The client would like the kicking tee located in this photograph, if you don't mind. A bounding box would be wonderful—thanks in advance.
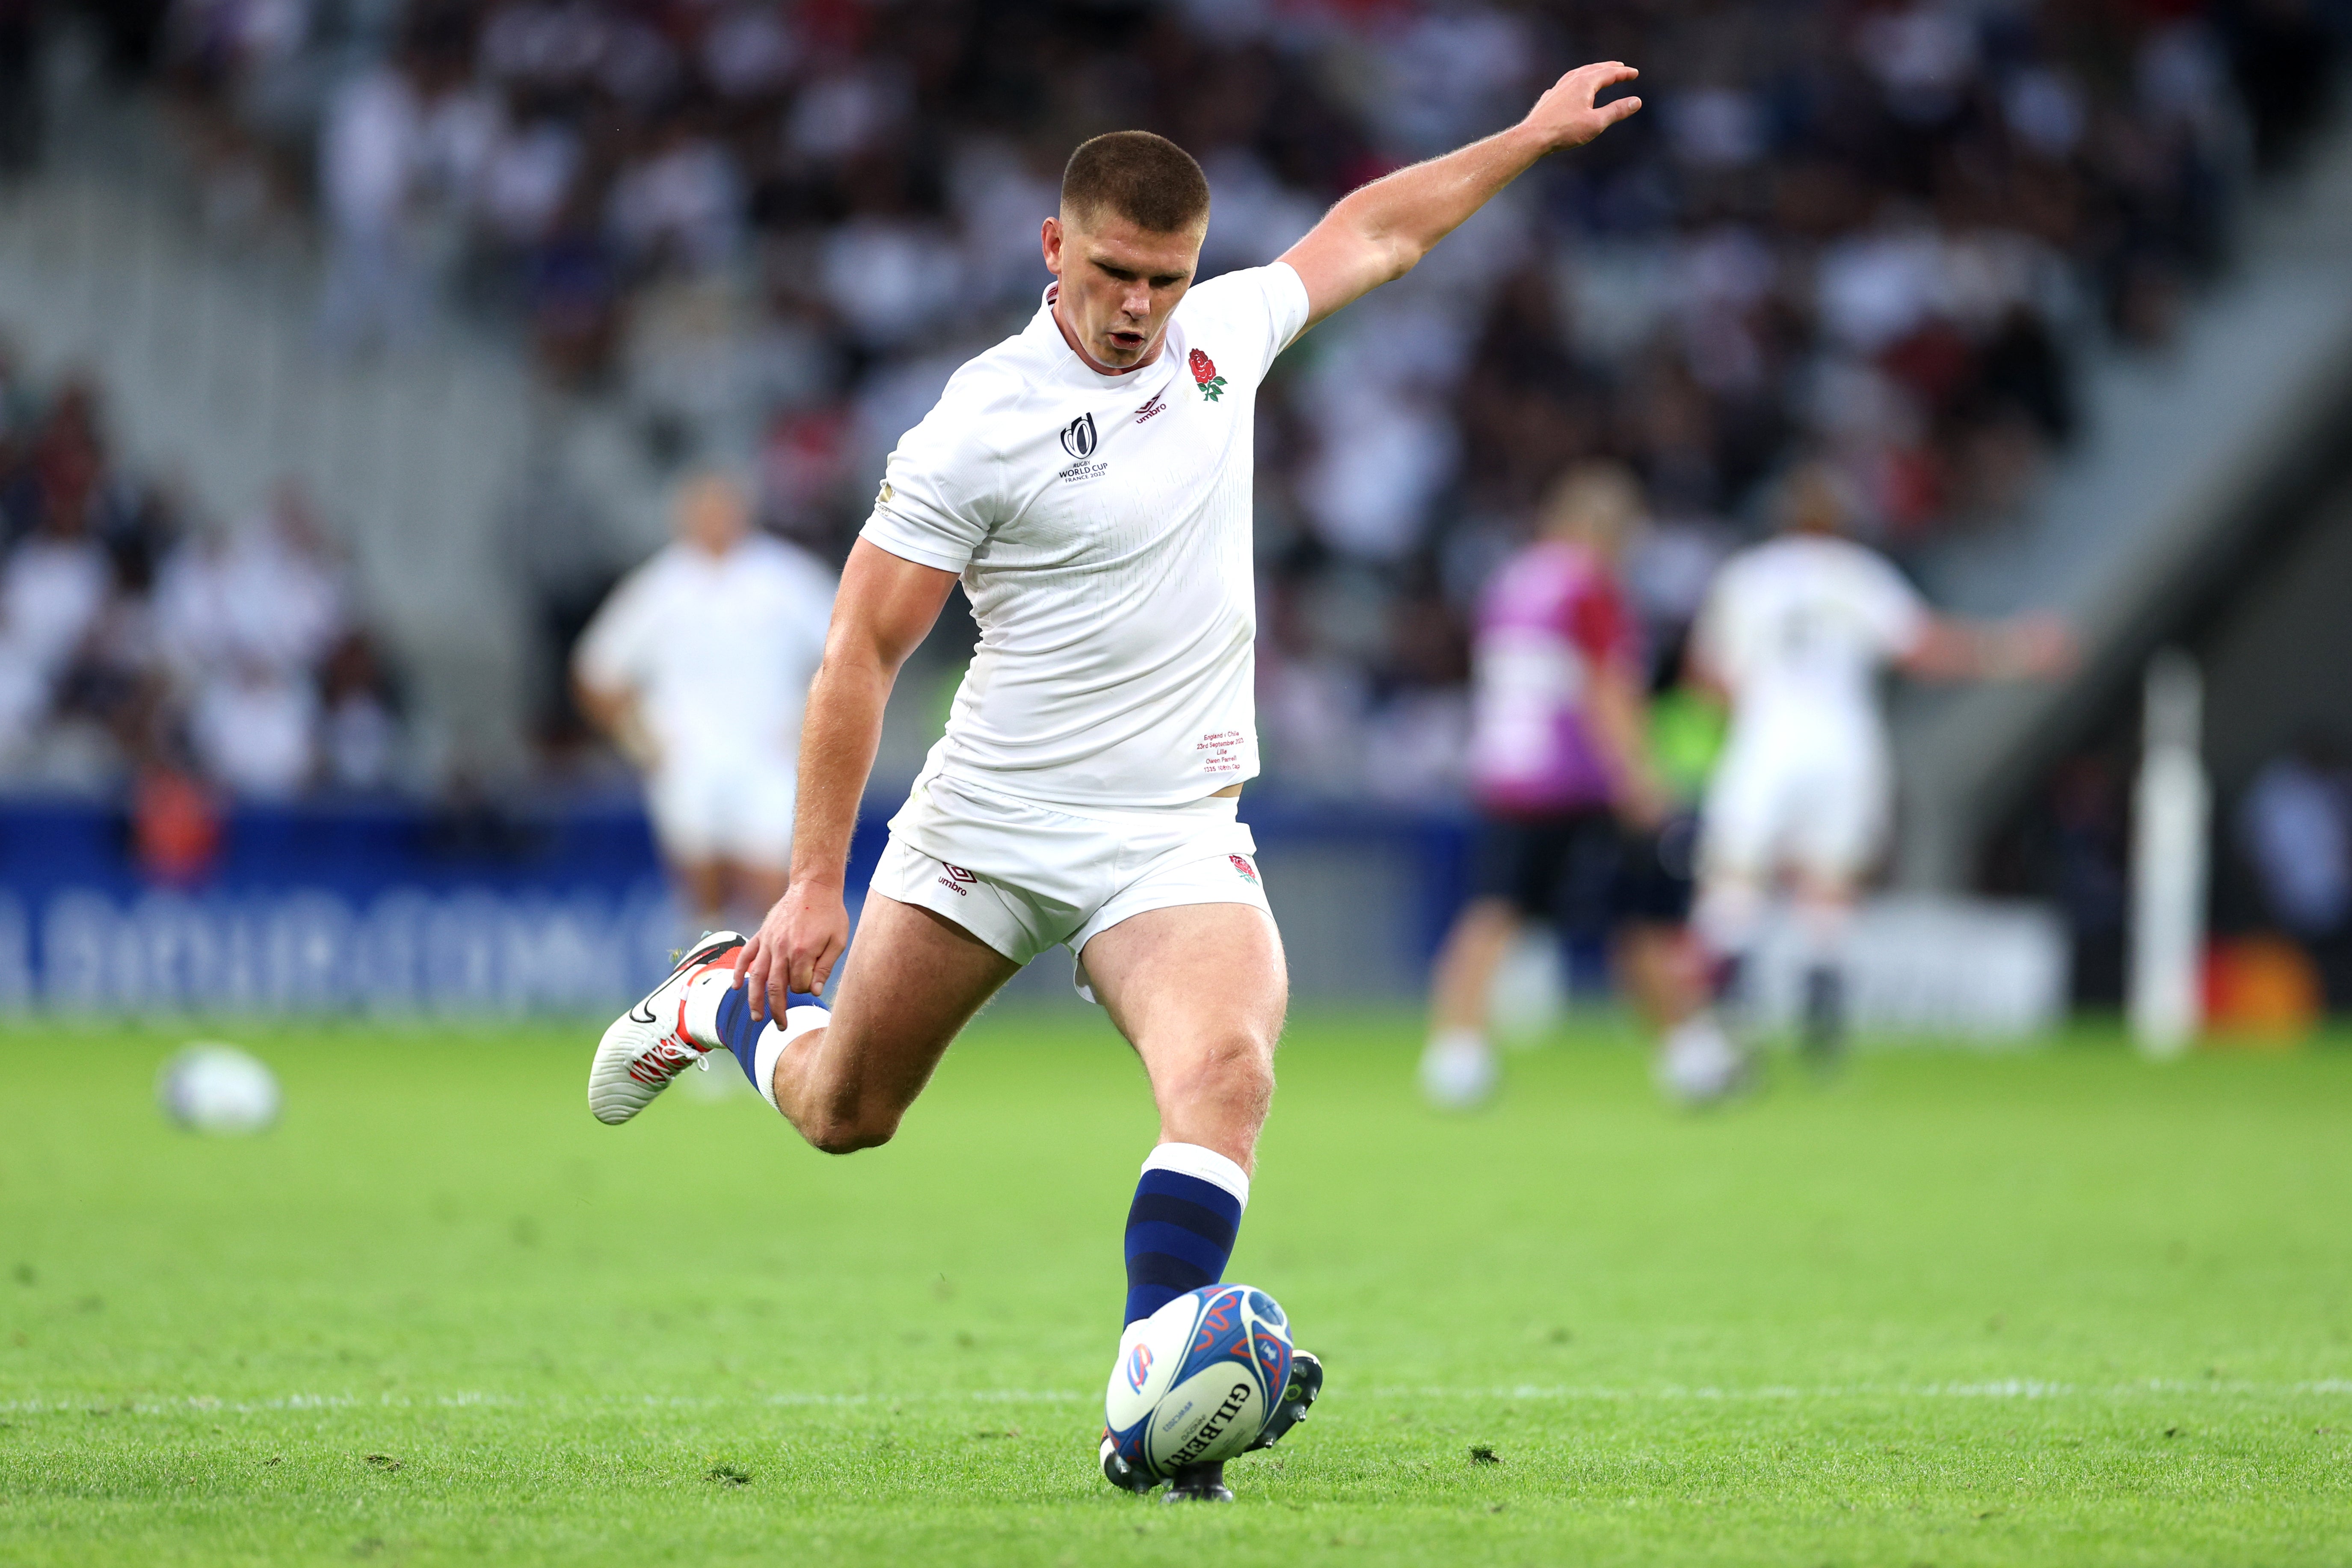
[1691,533,1927,749]
[861,264,1310,811]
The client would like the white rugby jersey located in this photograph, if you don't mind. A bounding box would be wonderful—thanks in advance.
[862,263,1311,810]
[1691,533,1927,744]
[574,533,836,769]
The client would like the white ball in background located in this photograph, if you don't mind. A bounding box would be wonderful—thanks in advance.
[157,1043,281,1136]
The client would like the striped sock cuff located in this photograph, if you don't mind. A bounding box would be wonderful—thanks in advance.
[1123,1143,1249,1327]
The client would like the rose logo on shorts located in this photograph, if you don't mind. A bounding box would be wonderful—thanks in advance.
[1229,854,1258,885]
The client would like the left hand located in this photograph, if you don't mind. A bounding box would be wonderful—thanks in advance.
[1522,62,1643,152]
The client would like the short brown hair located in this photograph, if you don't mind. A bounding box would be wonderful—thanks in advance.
[1060,131,1211,233]
[1540,461,1644,549]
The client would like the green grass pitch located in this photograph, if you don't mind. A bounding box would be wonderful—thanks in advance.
[3,1010,2348,1564]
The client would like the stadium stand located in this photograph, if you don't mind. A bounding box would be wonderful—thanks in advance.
[0,0,2345,1015]
[0,352,407,802]
[39,0,2331,806]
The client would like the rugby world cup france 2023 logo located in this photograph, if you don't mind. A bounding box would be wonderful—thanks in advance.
[1060,412,1097,460]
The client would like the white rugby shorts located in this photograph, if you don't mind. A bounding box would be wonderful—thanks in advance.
[646,756,796,869]
[1699,726,1891,885]
[868,772,1271,1001]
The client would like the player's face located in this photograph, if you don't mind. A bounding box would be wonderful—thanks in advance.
[1042,207,1205,372]
[675,476,748,554]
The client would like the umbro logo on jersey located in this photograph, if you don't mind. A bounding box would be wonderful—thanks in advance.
[1135,394,1167,424]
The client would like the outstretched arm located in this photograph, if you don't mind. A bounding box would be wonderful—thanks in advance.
[1900,612,2078,682]
[735,539,959,1015]
[1279,61,1641,329]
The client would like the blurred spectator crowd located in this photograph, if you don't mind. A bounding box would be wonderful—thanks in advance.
[14,0,2349,808]
[0,344,406,804]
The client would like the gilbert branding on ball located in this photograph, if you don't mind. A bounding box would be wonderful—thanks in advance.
[1105,1284,1292,1479]
[156,1043,281,1136]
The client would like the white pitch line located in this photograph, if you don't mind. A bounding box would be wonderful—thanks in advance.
[3,1380,2346,1418]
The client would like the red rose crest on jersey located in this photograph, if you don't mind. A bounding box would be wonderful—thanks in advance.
[1189,348,1226,402]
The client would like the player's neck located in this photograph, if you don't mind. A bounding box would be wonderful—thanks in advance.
[1049,288,1162,377]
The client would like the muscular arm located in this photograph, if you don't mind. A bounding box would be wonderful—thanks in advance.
[1279,61,1641,329]
[1899,612,2077,682]
[737,539,960,1013]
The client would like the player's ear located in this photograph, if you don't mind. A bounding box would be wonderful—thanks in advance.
[1042,215,1064,276]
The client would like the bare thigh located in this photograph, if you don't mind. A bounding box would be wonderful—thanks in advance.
[1079,903,1287,1173]
[773,892,1018,1153]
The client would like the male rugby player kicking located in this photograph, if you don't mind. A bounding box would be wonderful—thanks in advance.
[587,61,1644,1502]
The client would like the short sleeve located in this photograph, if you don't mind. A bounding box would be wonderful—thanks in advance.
[572,565,661,691]
[1564,577,1638,671]
[859,388,1000,574]
[1856,552,1929,658]
[1179,263,1312,385]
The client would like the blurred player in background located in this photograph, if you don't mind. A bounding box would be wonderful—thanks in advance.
[1421,464,1741,1109]
[1688,463,2074,1070]
[573,471,834,936]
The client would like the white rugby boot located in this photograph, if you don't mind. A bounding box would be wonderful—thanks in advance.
[587,931,746,1124]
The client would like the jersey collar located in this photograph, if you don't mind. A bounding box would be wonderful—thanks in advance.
[1035,283,1178,391]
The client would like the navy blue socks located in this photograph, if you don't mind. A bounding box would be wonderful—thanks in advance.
[1123,1144,1252,1327]
[683,972,826,1108]
[712,985,769,1088]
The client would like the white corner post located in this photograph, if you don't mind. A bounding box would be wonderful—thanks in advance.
[2129,649,2209,1059]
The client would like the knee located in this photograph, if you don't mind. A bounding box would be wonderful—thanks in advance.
[1180,1030,1277,1109]
[803,1104,901,1156]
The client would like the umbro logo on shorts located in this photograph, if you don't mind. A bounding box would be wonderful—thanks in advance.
[936,863,978,897]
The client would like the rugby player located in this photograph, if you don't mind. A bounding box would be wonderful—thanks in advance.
[1688,462,2073,1066]
[587,62,1646,1501]
[574,471,835,937]
[1421,462,1740,1110]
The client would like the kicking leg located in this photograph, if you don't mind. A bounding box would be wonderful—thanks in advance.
[693,893,1018,1152]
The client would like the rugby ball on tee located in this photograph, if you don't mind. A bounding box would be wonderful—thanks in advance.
[1105,1283,1292,1479]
